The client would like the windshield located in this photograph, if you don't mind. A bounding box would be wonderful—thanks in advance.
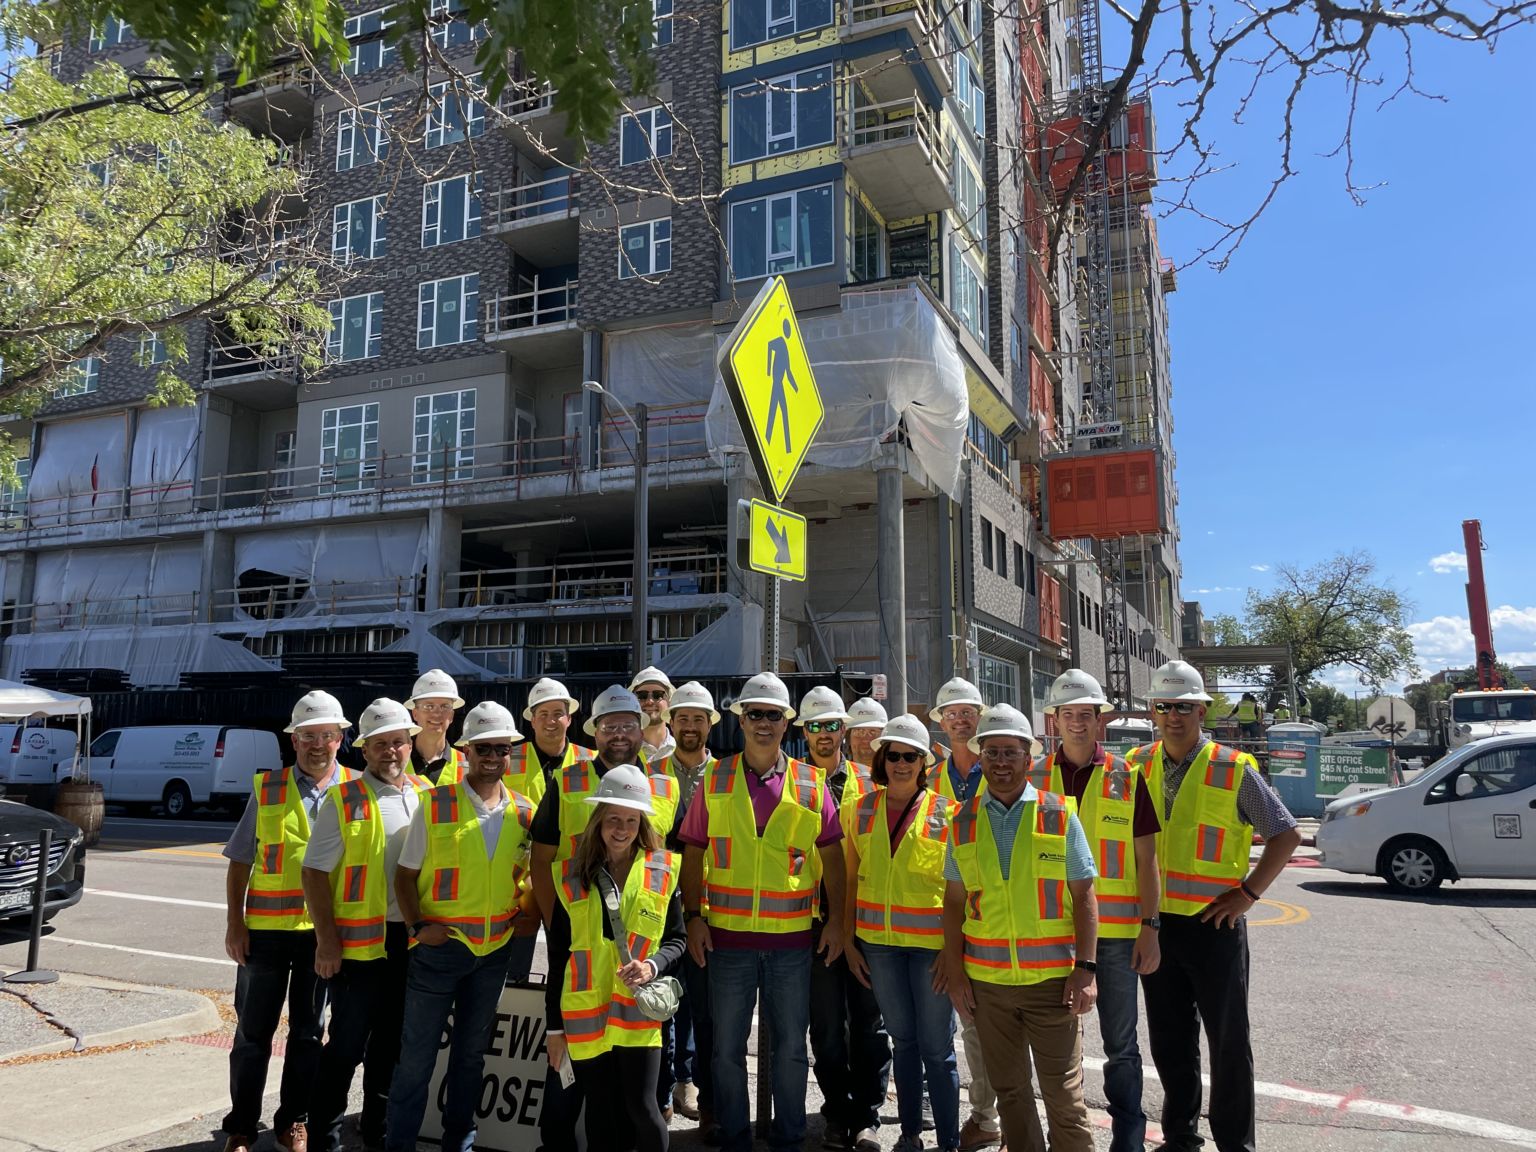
[1453,696,1536,723]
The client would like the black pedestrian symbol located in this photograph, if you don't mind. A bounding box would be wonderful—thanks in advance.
[765,318,798,453]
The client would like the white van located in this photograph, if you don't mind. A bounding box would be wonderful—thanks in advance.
[0,726,80,805]
[87,726,282,817]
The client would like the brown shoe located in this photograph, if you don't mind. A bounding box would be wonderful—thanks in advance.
[958,1118,1001,1151]
[698,1104,724,1146]
[274,1124,306,1152]
[663,1106,675,1123]
[222,1137,253,1152]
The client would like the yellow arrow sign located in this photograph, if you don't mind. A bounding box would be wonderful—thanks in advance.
[718,277,825,503]
[747,499,807,582]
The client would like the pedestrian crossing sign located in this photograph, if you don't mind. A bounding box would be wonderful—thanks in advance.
[745,498,808,581]
[719,276,825,502]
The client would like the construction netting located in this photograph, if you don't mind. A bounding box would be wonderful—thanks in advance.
[128,405,200,514]
[32,542,203,630]
[25,413,129,525]
[233,520,430,618]
[4,625,275,688]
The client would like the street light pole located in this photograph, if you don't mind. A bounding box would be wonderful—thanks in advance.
[633,401,648,675]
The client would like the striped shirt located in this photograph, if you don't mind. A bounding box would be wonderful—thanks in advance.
[943,783,1096,883]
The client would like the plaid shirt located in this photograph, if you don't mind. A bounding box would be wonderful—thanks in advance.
[1160,738,1297,842]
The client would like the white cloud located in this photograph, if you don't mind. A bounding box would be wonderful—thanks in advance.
[1250,564,1270,572]
[1429,551,1467,574]
[1491,605,1536,633]
[1404,607,1536,673]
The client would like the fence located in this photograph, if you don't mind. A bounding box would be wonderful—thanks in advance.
[445,548,728,609]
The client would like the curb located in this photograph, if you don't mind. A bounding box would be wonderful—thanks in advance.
[0,973,222,1062]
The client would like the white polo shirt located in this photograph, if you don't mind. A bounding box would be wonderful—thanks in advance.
[303,769,422,923]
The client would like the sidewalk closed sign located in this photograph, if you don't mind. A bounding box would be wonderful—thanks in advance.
[1316,746,1391,799]
[421,984,550,1151]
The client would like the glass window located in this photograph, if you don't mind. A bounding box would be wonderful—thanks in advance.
[977,655,1020,709]
[327,292,384,361]
[426,77,485,149]
[343,8,397,75]
[414,389,477,482]
[333,196,387,263]
[1026,549,1036,594]
[1455,746,1536,799]
[729,184,833,281]
[53,358,100,397]
[729,68,832,165]
[980,516,993,570]
[320,404,380,493]
[654,0,675,44]
[621,106,674,165]
[952,244,986,346]
[429,0,484,47]
[89,17,131,51]
[731,0,832,49]
[619,219,673,279]
[953,154,985,243]
[1013,543,1026,589]
[418,274,480,348]
[2,456,30,519]
[421,174,482,247]
[1010,319,1022,366]
[336,101,389,170]
[849,195,881,282]
[995,528,1007,579]
[273,431,296,497]
[1453,696,1536,723]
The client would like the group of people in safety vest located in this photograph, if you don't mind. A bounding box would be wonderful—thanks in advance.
[218,657,1299,1152]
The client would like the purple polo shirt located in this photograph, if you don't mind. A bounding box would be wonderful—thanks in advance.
[679,751,842,950]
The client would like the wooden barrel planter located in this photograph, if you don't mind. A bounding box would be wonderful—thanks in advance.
[55,780,105,847]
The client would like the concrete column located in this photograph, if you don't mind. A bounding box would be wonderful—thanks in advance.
[877,466,907,714]
[200,529,237,622]
[426,507,463,612]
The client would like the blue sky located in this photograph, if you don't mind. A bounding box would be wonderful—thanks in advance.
[1130,24,1536,688]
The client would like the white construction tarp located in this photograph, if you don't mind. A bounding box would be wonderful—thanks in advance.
[656,600,764,678]
[33,542,203,630]
[129,405,200,513]
[234,520,429,618]
[0,679,92,717]
[380,626,495,681]
[26,414,128,525]
[604,285,970,500]
[4,625,277,688]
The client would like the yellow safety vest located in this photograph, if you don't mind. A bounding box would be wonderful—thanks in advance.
[247,764,357,931]
[936,756,988,805]
[499,740,595,808]
[1134,741,1253,915]
[1273,708,1291,722]
[835,760,874,830]
[702,755,825,935]
[1031,751,1144,939]
[851,787,954,949]
[417,782,536,955]
[429,747,469,787]
[1235,702,1258,724]
[949,790,1076,984]
[324,772,431,959]
[555,849,678,1060]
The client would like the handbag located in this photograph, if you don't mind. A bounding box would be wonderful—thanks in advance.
[595,868,682,1022]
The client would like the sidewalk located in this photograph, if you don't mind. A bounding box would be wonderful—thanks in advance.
[0,971,220,1061]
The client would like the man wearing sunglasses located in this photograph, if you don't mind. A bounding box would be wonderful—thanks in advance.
[403,669,467,786]
[630,665,677,763]
[797,687,891,1152]
[679,672,847,1152]
[1137,660,1301,1152]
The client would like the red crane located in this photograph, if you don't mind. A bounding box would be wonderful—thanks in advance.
[1462,519,1502,690]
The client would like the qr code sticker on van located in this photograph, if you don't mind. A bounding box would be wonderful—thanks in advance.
[1493,815,1521,839]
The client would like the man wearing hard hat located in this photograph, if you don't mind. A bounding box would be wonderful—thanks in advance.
[942,704,1100,1152]
[927,676,1000,1150]
[677,672,847,1152]
[384,699,539,1152]
[302,700,432,1152]
[630,665,677,762]
[1136,661,1301,1152]
[220,691,359,1152]
[1038,670,1163,1152]
[510,678,595,808]
[844,697,887,769]
[797,686,891,1152]
[403,669,467,785]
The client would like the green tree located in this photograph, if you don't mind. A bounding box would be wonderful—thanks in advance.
[0,58,331,410]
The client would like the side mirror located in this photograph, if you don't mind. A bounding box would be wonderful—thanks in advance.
[1455,774,1476,798]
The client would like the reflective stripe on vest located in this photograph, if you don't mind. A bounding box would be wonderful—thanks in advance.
[702,755,824,934]
[554,759,599,862]
[1034,750,1144,938]
[322,773,431,960]
[416,783,535,955]
[505,741,593,810]
[247,764,357,932]
[431,747,471,787]
[1141,741,1253,915]
[850,786,954,949]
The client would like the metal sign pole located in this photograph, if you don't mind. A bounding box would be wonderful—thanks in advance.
[764,575,780,673]
[5,829,59,984]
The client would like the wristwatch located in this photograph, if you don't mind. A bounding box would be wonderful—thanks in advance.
[1074,959,1097,973]
[1141,917,1162,931]
[408,920,429,939]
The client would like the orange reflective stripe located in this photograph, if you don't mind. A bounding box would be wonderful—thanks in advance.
[246,889,305,915]
[432,868,459,902]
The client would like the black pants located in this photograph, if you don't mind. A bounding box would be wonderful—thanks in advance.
[683,950,715,1111]
[808,920,891,1132]
[310,922,410,1151]
[539,1060,584,1152]
[225,928,328,1137]
[1141,912,1256,1152]
[575,1046,668,1152]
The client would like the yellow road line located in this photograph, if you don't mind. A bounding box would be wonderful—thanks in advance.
[1250,899,1310,926]
[96,842,226,859]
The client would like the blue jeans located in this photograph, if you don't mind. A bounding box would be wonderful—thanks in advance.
[1097,936,1147,1152]
[709,946,812,1152]
[384,937,513,1152]
[863,942,960,1150]
[674,979,696,1084]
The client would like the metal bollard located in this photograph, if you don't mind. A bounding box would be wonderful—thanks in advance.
[4,828,60,985]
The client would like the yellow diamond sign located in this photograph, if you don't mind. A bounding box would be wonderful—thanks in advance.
[718,276,824,502]
[746,499,808,582]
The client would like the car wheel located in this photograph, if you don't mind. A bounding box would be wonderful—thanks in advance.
[1381,838,1446,893]
[162,782,193,820]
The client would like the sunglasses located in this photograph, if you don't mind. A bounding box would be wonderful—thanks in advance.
[1153,702,1198,715]
[884,749,924,764]
[598,721,640,735]
[805,720,843,734]
[635,690,669,702]
[744,709,785,723]
[471,743,515,757]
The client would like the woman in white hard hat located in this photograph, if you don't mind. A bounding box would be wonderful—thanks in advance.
[544,765,685,1152]
[843,716,962,1152]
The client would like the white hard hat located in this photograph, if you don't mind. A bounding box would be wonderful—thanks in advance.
[668,681,720,725]
[729,672,796,718]
[523,677,580,720]
[1043,669,1113,714]
[871,714,937,766]
[967,704,1043,756]
[628,666,675,693]
[584,685,645,736]
[582,763,655,814]
[1148,660,1214,703]
[454,701,525,748]
[932,677,985,714]
[794,685,850,727]
[846,698,888,730]
[353,698,422,746]
[284,690,350,733]
[406,668,464,709]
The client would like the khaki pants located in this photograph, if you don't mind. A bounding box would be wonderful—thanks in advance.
[971,977,1094,1152]
[958,1014,999,1131]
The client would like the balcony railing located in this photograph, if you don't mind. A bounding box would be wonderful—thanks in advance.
[504,79,556,118]
[445,549,728,609]
[206,345,299,384]
[488,172,580,228]
[838,94,954,219]
[484,278,579,335]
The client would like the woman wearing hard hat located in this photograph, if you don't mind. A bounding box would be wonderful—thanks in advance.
[544,764,685,1152]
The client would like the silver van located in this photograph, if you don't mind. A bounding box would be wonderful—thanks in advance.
[86,726,282,817]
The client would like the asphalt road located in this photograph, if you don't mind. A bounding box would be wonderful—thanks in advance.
[4,813,1535,1151]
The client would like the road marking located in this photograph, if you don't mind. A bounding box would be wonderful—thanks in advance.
[96,842,226,859]
[1083,1059,1536,1148]
[46,936,236,967]
[1250,899,1310,926]
[85,887,226,910]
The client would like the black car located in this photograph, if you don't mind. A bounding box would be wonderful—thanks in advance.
[0,800,87,924]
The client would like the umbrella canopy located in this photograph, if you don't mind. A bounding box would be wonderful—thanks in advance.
[0,679,92,718]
